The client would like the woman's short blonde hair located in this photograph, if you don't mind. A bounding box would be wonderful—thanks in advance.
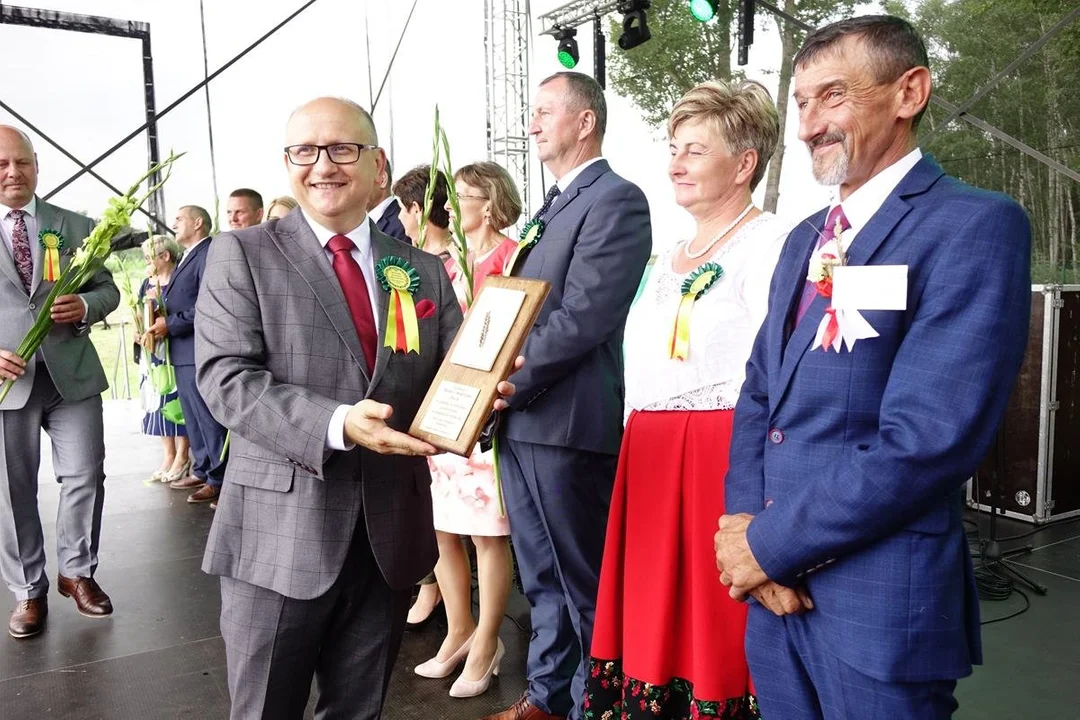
[454,162,523,231]
[667,79,780,191]
[266,195,299,217]
[142,234,183,266]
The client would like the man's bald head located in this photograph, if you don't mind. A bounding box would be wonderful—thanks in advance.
[0,125,38,208]
[286,97,378,146]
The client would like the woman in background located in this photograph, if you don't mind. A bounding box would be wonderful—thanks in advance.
[137,235,190,484]
[265,195,297,220]
[412,161,522,699]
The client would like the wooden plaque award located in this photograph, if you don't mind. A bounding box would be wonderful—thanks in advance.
[409,275,551,456]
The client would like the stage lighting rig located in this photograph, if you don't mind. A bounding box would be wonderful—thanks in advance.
[617,0,651,51]
[554,26,580,68]
[688,0,719,22]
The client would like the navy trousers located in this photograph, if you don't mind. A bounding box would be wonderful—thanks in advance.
[175,364,227,488]
[499,438,616,719]
[746,605,960,719]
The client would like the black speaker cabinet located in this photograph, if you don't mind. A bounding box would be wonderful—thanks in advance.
[968,284,1080,524]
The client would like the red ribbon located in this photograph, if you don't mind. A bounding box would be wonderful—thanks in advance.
[821,307,839,351]
[393,293,406,352]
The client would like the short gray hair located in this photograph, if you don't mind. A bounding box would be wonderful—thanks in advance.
[180,205,212,235]
[540,71,607,140]
[668,80,780,191]
[143,234,183,265]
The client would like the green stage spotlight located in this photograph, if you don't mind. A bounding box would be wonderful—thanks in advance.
[689,0,719,22]
[555,27,579,68]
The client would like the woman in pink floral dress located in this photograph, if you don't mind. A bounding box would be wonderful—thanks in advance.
[413,162,521,699]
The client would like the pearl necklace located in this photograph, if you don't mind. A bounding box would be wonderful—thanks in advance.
[682,203,754,260]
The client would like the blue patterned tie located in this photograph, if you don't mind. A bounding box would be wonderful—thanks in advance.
[532,185,561,222]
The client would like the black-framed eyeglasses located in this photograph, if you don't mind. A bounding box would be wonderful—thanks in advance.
[284,143,378,166]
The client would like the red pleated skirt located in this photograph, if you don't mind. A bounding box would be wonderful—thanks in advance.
[587,409,757,718]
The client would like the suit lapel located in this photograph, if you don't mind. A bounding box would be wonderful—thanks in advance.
[542,159,610,225]
[30,200,65,299]
[273,212,371,381]
[166,239,205,296]
[0,222,23,294]
[367,222,396,395]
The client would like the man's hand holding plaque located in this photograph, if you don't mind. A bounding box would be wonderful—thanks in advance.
[410,276,550,455]
[349,356,524,456]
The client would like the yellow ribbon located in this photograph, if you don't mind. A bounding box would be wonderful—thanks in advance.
[669,270,718,361]
[40,232,62,282]
[383,289,420,354]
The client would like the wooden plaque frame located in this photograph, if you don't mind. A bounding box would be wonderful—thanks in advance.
[409,275,551,456]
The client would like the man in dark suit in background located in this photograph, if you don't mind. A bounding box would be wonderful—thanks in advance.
[483,72,652,720]
[368,158,409,244]
[146,204,226,505]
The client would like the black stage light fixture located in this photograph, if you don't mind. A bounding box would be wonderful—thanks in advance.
[617,0,652,51]
[554,26,580,69]
[737,0,756,66]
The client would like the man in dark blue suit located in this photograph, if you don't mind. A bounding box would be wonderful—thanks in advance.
[482,72,651,720]
[368,159,409,244]
[147,205,227,504]
[716,16,1031,718]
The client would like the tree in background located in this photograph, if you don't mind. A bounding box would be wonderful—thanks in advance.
[607,0,865,212]
[888,0,1080,281]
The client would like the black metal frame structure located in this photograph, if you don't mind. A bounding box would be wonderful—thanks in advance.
[0,4,167,230]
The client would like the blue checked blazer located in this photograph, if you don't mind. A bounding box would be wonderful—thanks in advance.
[726,156,1031,683]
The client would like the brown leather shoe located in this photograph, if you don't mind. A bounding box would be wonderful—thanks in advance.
[57,575,113,617]
[479,695,565,720]
[187,484,220,504]
[8,598,47,638]
[170,475,205,490]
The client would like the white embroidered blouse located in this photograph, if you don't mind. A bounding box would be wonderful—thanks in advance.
[624,212,792,414]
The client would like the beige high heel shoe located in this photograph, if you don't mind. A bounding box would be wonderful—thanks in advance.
[449,638,505,698]
[163,460,191,483]
[414,632,475,679]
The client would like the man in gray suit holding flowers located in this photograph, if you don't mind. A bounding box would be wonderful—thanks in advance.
[0,125,119,639]
[196,97,519,719]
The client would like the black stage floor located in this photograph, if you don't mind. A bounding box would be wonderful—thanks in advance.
[1,401,1077,718]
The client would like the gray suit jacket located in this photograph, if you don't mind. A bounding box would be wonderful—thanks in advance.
[502,160,652,456]
[196,209,463,600]
[0,197,119,409]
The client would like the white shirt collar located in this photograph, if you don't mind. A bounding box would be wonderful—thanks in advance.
[177,236,210,266]
[302,210,372,262]
[0,196,37,219]
[556,156,605,193]
[830,148,923,234]
[370,195,397,222]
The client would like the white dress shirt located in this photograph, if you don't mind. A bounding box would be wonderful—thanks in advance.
[175,235,210,270]
[555,156,606,193]
[0,196,40,272]
[301,211,381,452]
[828,148,923,243]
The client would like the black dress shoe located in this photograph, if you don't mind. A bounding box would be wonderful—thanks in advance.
[405,598,444,631]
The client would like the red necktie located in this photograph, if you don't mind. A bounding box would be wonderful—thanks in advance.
[327,234,378,372]
[794,205,850,326]
[8,209,33,292]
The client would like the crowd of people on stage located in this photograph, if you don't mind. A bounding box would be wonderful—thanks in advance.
[0,14,1033,720]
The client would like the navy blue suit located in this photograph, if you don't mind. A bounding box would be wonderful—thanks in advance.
[375,198,409,244]
[726,156,1031,718]
[498,159,651,718]
[164,237,227,487]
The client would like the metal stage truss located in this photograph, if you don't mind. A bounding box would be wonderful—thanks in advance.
[485,0,534,209]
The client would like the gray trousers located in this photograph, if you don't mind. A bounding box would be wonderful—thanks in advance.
[219,520,411,720]
[0,367,106,600]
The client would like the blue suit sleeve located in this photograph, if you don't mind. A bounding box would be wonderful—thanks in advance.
[725,320,771,517]
[746,199,1032,586]
[507,182,651,408]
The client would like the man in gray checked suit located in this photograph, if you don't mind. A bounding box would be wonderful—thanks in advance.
[0,126,120,639]
[195,97,518,719]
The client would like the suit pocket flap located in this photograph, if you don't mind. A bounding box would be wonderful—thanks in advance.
[228,453,295,493]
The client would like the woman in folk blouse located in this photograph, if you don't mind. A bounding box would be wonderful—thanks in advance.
[585,80,792,720]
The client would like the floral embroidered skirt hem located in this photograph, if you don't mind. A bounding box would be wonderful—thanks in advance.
[586,409,758,720]
[585,658,758,719]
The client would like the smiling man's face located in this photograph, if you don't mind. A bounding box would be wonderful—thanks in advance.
[284,98,384,234]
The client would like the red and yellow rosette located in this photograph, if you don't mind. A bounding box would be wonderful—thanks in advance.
[376,256,421,355]
[38,229,65,283]
[669,262,724,360]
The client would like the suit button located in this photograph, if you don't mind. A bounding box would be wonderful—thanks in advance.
[768,428,784,444]
[28,303,36,310]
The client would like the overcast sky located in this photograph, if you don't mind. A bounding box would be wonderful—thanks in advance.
[1,0,848,252]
